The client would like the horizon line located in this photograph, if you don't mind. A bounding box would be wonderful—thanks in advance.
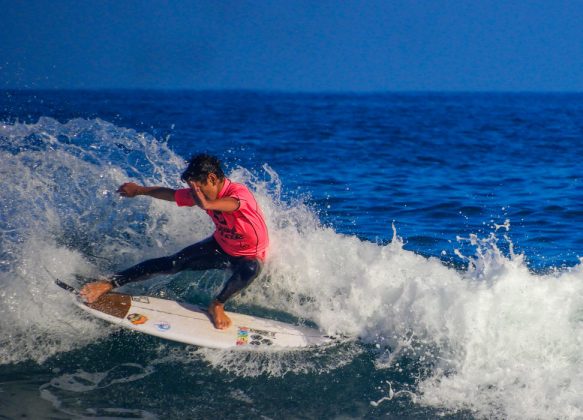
[3,87,583,95]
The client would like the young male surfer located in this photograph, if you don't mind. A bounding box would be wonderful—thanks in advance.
[79,154,269,330]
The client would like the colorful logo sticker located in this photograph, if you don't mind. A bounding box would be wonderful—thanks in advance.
[127,313,148,325]
[236,327,249,346]
[155,321,171,332]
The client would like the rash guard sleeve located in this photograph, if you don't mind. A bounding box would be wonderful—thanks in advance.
[175,188,195,207]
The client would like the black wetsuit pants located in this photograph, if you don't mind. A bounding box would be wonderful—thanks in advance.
[110,237,262,304]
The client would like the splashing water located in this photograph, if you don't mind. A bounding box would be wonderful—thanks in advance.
[2,118,583,418]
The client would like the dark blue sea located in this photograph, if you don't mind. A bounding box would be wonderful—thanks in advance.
[1,90,582,419]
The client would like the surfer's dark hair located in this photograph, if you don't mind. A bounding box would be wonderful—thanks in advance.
[181,154,225,183]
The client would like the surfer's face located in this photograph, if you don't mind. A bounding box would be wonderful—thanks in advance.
[189,173,221,200]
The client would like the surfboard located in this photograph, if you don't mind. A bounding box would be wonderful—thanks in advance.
[56,280,334,349]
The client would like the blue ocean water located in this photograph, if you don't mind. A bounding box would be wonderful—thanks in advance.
[1,90,582,419]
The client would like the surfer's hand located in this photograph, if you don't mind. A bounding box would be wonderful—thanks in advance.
[117,182,142,198]
[79,280,113,303]
[193,186,208,208]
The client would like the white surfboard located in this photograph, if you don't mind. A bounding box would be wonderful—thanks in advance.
[56,280,334,349]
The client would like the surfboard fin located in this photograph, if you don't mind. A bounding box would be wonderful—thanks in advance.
[55,279,79,295]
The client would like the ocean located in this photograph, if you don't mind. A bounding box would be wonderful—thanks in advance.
[1,90,582,419]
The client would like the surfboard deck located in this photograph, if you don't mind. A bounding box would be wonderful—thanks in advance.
[56,280,335,349]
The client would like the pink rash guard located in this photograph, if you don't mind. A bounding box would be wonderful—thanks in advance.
[174,179,269,260]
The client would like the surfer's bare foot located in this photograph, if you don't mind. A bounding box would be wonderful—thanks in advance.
[79,280,113,303]
[208,300,231,330]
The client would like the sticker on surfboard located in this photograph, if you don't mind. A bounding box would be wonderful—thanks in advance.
[131,296,150,304]
[127,313,148,325]
[236,327,249,345]
[155,321,171,331]
[236,327,274,346]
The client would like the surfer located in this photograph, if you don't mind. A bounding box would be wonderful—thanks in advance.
[79,154,269,330]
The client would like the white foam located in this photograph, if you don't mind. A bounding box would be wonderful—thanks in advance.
[193,342,362,377]
[416,251,583,418]
[0,118,209,364]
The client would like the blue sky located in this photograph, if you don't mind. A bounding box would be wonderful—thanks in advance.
[2,0,583,91]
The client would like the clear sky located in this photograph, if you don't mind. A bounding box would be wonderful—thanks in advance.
[2,0,583,91]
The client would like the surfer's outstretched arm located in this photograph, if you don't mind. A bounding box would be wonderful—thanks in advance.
[117,182,176,202]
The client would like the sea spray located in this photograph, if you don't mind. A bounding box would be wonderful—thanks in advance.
[415,233,583,418]
[0,118,205,364]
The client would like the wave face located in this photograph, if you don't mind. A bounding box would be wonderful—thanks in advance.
[1,93,583,419]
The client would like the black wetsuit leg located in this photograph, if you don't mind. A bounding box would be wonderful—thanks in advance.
[111,237,230,288]
[215,257,262,304]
